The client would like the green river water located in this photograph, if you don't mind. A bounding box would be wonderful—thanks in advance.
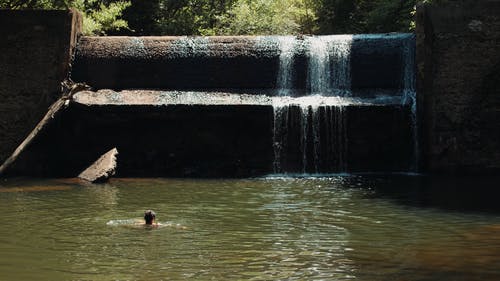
[0,175,499,281]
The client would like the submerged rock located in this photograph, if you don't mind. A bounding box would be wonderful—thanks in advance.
[78,148,118,183]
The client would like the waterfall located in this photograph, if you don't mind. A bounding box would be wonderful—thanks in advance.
[301,104,347,173]
[401,35,418,172]
[272,34,415,174]
[276,36,296,96]
[273,35,352,174]
[307,37,332,95]
[330,36,352,96]
[272,101,289,173]
[273,99,348,174]
[327,105,348,172]
[300,105,311,173]
[307,36,352,96]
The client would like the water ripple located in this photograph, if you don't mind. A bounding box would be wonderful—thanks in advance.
[0,177,499,280]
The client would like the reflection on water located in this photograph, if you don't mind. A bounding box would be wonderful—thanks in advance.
[0,176,499,280]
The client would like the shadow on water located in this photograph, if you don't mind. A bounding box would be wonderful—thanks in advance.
[361,174,500,214]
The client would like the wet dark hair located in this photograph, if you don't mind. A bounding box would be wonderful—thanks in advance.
[144,210,156,225]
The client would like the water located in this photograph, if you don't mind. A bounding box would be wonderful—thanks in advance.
[276,36,296,96]
[1,176,499,281]
[170,36,210,58]
[273,102,347,174]
[274,35,353,96]
[273,35,353,173]
[272,34,415,174]
[307,35,352,96]
[401,34,418,172]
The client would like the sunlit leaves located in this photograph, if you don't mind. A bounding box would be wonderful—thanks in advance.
[214,0,317,35]
[0,0,131,35]
[1,0,423,35]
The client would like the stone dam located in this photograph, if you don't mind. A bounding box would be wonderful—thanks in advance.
[2,1,499,177]
[6,34,416,177]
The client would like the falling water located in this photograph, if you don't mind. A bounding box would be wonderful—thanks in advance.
[330,36,353,95]
[273,35,352,174]
[327,105,348,172]
[307,36,352,96]
[401,34,418,172]
[272,102,289,174]
[272,36,294,172]
[300,105,311,173]
[273,99,348,174]
[307,37,332,95]
[272,34,417,174]
[276,36,297,96]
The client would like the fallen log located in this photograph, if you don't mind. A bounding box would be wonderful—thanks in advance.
[0,81,90,175]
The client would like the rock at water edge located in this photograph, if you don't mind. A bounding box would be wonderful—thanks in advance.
[78,148,118,183]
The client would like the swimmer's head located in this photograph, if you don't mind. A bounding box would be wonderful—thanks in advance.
[144,210,156,225]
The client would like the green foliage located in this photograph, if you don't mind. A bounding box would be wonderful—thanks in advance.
[315,0,417,34]
[149,0,239,36]
[365,0,415,32]
[0,0,131,35]
[0,0,68,9]
[72,0,131,35]
[1,0,424,35]
[214,0,317,35]
[122,0,160,35]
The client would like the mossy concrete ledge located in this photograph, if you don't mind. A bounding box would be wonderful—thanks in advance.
[0,9,82,164]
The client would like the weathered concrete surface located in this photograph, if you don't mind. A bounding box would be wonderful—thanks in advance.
[417,1,500,174]
[5,102,412,177]
[0,9,82,164]
[72,34,413,93]
[72,89,404,106]
[74,89,274,105]
[78,148,118,182]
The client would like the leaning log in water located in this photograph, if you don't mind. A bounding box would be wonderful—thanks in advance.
[0,81,90,175]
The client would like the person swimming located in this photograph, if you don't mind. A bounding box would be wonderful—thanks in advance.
[107,210,186,229]
[143,210,186,229]
[144,210,157,225]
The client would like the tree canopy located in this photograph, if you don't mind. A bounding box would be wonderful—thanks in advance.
[0,0,425,35]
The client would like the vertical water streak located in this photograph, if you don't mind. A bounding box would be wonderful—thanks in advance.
[307,35,353,96]
[323,105,348,173]
[300,105,310,173]
[401,35,418,172]
[272,102,290,174]
[276,36,297,96]
[335,105,348,172]
[311,105,321,173]
[330,36,353,96]
[307,37,332,95]
[273,36,296,173]
[273,35,352,175]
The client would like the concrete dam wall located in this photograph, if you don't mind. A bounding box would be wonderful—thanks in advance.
[7,33,416,177]
[3,3,500,177]
[72,35,412,94]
